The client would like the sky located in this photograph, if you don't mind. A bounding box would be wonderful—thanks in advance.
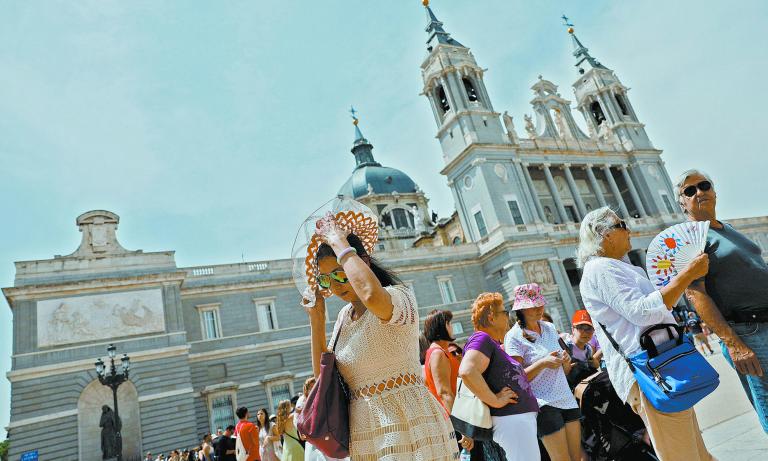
[1,0,767,439]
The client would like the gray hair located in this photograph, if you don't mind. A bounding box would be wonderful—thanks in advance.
[674,169,714,214]
[576,206,619,268]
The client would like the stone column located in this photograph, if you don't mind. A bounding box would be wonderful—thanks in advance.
[511,160,540,223]
[585,164,607,207]
[549,257,580,320]
[521,162,546,222]
[543,164,569,223]
[621,165,647,217]
[563,164,587,218]
[602,164,630,218]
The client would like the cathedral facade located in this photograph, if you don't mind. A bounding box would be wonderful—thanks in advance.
[5,6,768,460]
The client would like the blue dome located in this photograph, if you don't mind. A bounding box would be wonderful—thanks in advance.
[338,165,418,199]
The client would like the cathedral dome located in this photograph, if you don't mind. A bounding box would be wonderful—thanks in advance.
[338,115,419,199]
[338,165,418,199]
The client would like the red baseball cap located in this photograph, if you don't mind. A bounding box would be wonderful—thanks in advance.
[572,309,593,327]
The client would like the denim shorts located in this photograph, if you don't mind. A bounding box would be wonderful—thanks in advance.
[536,405,581,437]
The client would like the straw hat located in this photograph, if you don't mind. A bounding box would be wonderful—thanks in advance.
[291,196,378,304]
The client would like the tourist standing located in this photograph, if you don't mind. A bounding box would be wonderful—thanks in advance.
[199,435,214,461]
[561,310,601,388]
[275,400,304,461]
[301,211,458,460]
[213,426,236,461]
[256,408,279,461]
[423,309,474,451]
[679,169,768,432]
[235,406,261,461]
[459,292,540,461]
[577,206,715,460]
[505,283,581,461]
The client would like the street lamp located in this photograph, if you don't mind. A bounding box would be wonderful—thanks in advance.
[95,344,130,461]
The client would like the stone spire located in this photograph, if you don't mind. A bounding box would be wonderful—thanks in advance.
[424,0,463,50]
[349,107,380,169]
[562,15,607,74]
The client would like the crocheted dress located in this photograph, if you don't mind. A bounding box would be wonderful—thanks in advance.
[329,285,458,461]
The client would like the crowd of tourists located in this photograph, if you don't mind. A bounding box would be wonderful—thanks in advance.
[185,168,767,461]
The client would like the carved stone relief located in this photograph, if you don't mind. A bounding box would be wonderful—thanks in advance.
[522,260,557,293]
[37,289,165,347]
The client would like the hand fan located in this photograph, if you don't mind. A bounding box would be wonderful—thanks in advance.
[646,221,710,288]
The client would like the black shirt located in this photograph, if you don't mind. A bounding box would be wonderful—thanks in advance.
[214,436,236,461]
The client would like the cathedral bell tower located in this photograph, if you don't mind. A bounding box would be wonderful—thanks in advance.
[420,1,506,164]
[565,18,654,151]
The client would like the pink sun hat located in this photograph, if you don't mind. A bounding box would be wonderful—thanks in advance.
[512,283,548,310]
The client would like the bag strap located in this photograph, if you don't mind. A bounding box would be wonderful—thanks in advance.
[330,306,348,352]
[597,322,635,372]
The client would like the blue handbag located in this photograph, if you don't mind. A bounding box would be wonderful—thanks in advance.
[599,322,719,413]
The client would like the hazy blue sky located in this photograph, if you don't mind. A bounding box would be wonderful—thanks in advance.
[2,0,767,439]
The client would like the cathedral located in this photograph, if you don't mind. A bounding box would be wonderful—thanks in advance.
[4,5,768,460]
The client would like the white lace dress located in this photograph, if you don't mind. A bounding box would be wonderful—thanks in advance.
[329,285,458,461]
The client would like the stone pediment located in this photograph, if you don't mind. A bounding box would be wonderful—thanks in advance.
[67,210,133,258]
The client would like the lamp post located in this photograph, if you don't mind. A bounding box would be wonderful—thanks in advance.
[95,344,130,461]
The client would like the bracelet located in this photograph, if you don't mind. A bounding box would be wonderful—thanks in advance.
[336,247,357,265]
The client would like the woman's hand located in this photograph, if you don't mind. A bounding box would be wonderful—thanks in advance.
[685,253,709,280]
[302,288,326,325]
[315,213,351,251]
[490,387,518,408]
[459,434,474,451]
[539,350,566,369]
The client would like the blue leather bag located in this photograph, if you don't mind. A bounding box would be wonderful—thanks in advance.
[600,322,720,413]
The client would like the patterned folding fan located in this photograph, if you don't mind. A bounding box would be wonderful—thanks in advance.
[646,221,709,288]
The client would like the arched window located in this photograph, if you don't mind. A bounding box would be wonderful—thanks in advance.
[590,100,606,126]
[463,78,479,102]
[452,236,462,245]
[615,93,630,116]
[436,85,450,113]
[382,208,415,230]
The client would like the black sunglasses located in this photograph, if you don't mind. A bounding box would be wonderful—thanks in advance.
[682,180,712,198]
[611,220,628,230]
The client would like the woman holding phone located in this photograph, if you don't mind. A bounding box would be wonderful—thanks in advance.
[504,284,581,461]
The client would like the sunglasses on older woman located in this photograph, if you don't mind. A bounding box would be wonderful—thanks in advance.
[611,220,628,231]
[682,180,712,197]
[317,270,349,289]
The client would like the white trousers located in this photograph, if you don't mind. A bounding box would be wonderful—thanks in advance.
[492,412,540,461]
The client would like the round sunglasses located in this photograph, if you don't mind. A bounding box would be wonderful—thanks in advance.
[317,270,349,289]
[682,180,712,198]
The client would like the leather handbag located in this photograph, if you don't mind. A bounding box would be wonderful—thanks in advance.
[600,322,719,413]
[296,323,350,458]
[450,377,493,441]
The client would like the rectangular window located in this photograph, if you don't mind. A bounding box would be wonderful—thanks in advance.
[473,211,487,237]
[254,298,278,332]
[452,322,464,336]
[209,393,235,433]
[267,382,293,414]
[198,305,222,340]
[507,200,525,225]
[660,193,676,214]
[438,277,457,304]
[564,205,579,223]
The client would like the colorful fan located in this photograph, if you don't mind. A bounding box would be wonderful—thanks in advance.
[646,221,710,288]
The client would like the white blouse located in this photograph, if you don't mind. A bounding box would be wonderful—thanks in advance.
[504,320,578,410]
[579,257,676,403]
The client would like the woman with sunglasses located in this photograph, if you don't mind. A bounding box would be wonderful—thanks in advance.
[577,206,714,460]
[678,169,768,435]
[302,216,458,461]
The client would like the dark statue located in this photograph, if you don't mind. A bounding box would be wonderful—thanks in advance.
[100,405,122,460]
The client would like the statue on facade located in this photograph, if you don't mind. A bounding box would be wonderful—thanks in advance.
[502,111,519,144]
[524,114,536,138]
[554,109,568,139]
[100,405,121,460]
